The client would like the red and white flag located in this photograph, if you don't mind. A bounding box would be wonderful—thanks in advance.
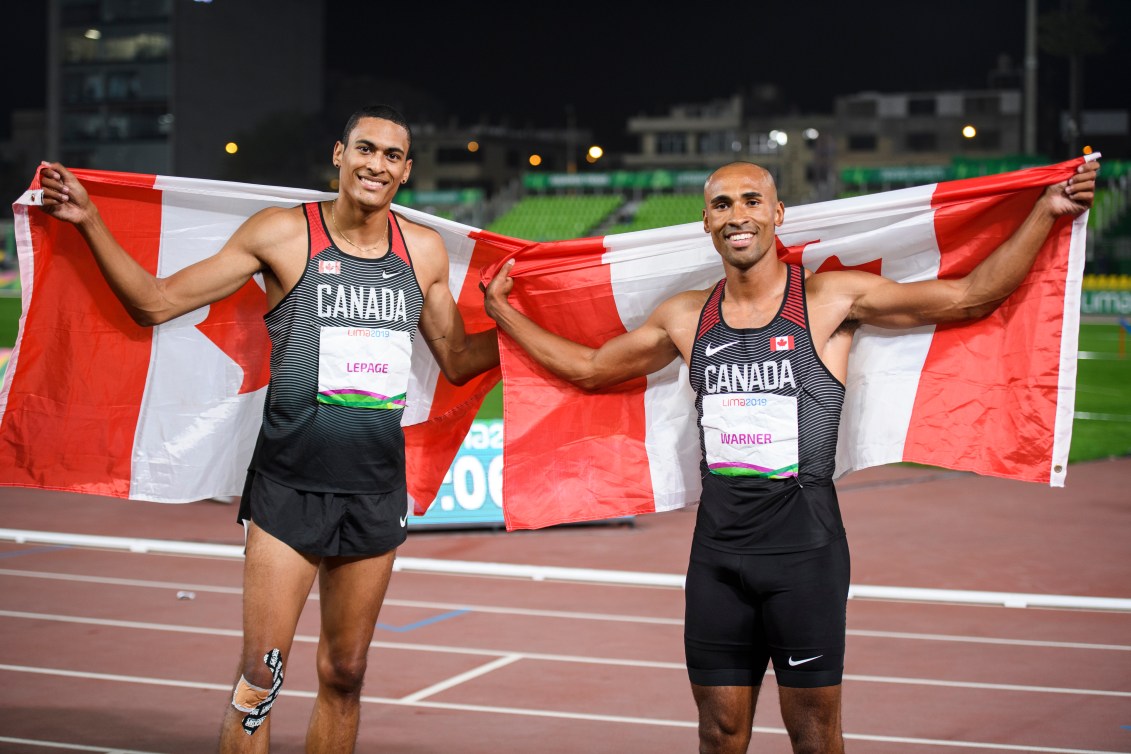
[487,157,1094,530]
[0,169,507,513]
[1,158,1093,528]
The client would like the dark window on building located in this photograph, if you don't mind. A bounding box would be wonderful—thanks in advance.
[657,132,688,155]
[908,98,936,116]
[965,96,1001,116]
[61,27,172,64]
[699,131,741,155]
[62,103,168,142]
[847,134,877,151]
[846,100,878,118]
[906,132,938,152]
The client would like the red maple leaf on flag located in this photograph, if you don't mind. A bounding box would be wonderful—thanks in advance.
[775,237,883,276]
[815,255,883,275]
[775,237,815,264]
[194,279,271,395]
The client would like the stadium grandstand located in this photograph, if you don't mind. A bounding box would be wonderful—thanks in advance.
[486,194,625,242]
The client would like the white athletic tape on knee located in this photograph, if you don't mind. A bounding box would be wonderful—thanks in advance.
[232,648,284,736]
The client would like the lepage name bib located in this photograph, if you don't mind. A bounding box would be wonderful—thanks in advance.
[316,326,411,409]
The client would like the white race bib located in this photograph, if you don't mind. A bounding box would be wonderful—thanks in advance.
[317,327,411,410]
[702,392,798,478]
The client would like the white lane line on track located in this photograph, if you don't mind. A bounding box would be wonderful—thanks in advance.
[0,568,681,625]
[0,737,166,753]
[0,567,245,594]
[0,666,1124,754]
[1074,411,1131,421]
[1076,351,1129,361]
[0,609,681,668]
[4,569,1131,651]
[6,530,1131,612]
[842,673,1131,698]
[399,654,523,703]
[846,628,1131,652]
[2,610,1129,697]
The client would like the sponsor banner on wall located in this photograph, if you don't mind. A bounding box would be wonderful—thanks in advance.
[1081,290,1131,316]
[409,420,505,528]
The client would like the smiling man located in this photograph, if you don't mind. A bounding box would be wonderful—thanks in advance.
[484,159,1097,753]
[38,104,500,752]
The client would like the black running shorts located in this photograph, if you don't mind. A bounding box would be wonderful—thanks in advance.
[238,470,408,557]
[684,536,850,688]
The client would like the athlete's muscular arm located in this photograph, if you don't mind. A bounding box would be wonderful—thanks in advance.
[37,162,296,326]
[408,222,500,385]
[483,260,695,391]
[807,160,1098,332]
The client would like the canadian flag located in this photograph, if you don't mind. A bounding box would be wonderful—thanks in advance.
[487,157,1094,530]
[1,158,1094,530]
[1,169,507,513]
[770,335,795,351]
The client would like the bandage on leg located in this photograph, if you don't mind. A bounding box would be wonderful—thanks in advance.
[231,648,284,735]
[232,676,270,712]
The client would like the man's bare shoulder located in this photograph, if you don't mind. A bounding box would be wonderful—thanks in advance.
[236,204,308,243]
[223,204,310,265]
[395,213,444,250]
[653,287,713,326]
[668,286,714,308]
[394,214,448,285]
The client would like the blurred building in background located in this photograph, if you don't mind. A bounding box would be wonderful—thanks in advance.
[47,0,324,178]
[622,90,835,205]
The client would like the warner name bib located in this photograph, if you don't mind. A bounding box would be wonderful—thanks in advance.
[702,392,799,478]
[317,327,411,410]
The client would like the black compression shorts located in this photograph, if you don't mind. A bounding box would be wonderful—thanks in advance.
[684,536,850,689]
[238,470,408,558]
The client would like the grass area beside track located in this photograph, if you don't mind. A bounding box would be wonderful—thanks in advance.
[1071,321,1131,463]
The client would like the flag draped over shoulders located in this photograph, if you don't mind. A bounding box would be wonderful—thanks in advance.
[485,157,1094,530]
[1,169,505,513]
[1,158,1092,527]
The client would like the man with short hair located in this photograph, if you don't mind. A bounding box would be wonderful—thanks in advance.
[483,158,1097,753]
[38,103,500,752]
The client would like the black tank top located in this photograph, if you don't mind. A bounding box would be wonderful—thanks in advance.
[248,203,425,494]
[689,264,847,553]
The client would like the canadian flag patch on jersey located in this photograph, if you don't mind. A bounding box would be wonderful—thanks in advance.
[318,260,341,274]
[770,335,794,351]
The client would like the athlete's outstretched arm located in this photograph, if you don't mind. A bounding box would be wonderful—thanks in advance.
[483,260,684,391]
[411,225,500,385]
[808,159,1098,330]
[38,161,271,326]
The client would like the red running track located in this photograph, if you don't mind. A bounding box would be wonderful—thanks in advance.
[1,459,1130,753]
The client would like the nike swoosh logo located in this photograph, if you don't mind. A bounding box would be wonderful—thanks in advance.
[788,655,823,667]
[399,515,407,527]
[381,271,400,279]
[704,341,738,357]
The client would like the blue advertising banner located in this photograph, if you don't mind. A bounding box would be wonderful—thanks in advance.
[409,420,506,529]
